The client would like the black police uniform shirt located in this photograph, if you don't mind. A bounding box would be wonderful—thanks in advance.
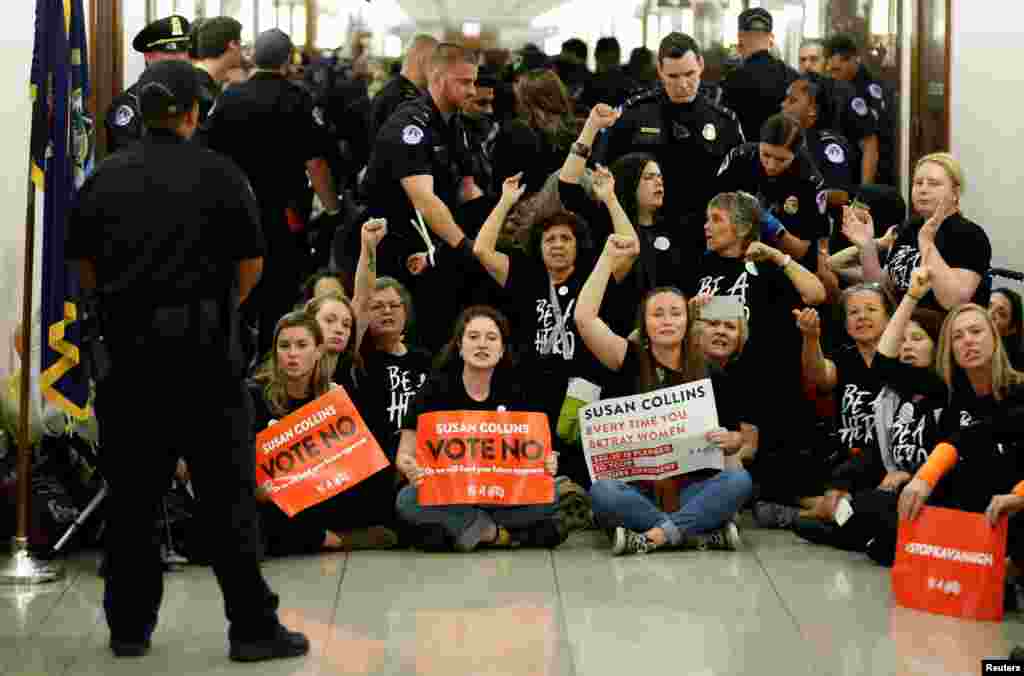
[104,82,143,154]
[354,348,432,459]
[362,94,471,268]
[67,127,263,306]
[721,50,799,142]
[369,74,421,141]
[804,128,855,190]
[871,354,946,476]
[205,72,332,254]
[829,79,880,183]
[882,213,992,311]
[688,251,804,429]
[600,87,745,232]
[402,367,531,431]
[65,128,263,374]
[829,345,885,451]
[851,65,896,183]
[716,141,829,272]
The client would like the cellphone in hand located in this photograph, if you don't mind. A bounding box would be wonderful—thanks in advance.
[701,295,744,321]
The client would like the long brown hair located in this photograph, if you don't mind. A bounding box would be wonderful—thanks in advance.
[304,291,362,375]
[936,303,1024,401]
[630,287,707,393]
[515,69,578,148]
[255,311,334,417]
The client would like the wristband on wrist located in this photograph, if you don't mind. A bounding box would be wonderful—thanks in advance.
[779,254,793,269]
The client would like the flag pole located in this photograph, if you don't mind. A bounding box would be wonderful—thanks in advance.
[0,161,64,584]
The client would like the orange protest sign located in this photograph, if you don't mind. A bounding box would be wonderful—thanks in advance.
[415,411,554,506]
[892,506,1007,622]
[255,388,390,518]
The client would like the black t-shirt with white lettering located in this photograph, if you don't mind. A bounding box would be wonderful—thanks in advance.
[688,251,807,431]
[871,354,946,475]
[502,249,606,418]
[831,346,885,451]
[883,214,992,311]
[354,348,433,459]
[402,368,531,431]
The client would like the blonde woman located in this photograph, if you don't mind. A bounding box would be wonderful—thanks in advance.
[843,152,991,313]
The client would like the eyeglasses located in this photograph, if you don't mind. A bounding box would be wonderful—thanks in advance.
[369,302,404,313]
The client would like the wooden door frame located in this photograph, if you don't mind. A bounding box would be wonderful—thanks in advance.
[89,0,123,161]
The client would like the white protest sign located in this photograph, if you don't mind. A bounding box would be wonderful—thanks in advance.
[579,378,723,482]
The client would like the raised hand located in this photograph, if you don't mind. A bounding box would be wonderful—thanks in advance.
[603,234,640,262]
[908,267,931,299]
[500,172,527,206]
[793,307,821,338]
[842,205,876,247]
[591,164,617,203]
[361,217,387,249]
[585,103,621,132]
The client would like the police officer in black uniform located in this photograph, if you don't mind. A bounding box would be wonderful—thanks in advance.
[66,60,307,663]
[721,8,799,142]
[824,34,896,185]
[782,73,856,191]
[362,42,481,351]
[104,15,191,154]
[600,32,745,271]
[716,113,830,273]
[205,28,341,356]
[369,34,438,141]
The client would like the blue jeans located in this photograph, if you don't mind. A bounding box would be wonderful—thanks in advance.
[396,486,558,551]
[590,469,753,547]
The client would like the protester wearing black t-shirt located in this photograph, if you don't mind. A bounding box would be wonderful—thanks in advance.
[395,307,562,552]
[793,269,944,553]
[756,283,892,529]
[849,153,991,315]
[249,313,397,556]
[716,114,830,273]
[471,169,624,486]
[575,235,753,556]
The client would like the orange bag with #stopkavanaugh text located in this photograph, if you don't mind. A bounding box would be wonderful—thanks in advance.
[415,411,554,506]
[255,388,390,517]
[891,505,1008,621]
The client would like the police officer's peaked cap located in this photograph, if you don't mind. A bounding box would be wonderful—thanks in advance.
[133,15,191,54]
[138,61,199,118]
[738,8,773,33]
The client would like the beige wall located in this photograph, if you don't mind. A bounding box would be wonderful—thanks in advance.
[949,0,1024,289]
[0,3,37,380]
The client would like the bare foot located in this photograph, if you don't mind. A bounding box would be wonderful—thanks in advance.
[644,527,668,548]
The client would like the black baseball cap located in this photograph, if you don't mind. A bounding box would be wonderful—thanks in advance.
[738,8,773,32]
[133,15,191,54]
[138,60,199,118]
[253,28,293,69]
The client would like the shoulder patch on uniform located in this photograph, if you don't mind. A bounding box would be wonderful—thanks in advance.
[851,97,869,117]
[312,106,325,127]
[825,143,846,165]
[402,125,424,145]
[816,190,828,215]
[113,105,134,127]
[868,83,883,100]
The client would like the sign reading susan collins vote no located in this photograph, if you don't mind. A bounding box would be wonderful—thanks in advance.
[256,388,390,517]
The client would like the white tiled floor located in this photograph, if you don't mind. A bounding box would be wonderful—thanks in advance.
[2,520,1023,676]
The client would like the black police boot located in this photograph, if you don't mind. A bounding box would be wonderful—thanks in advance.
[228,624,310,663]
[109,637,152,658]
[510,519,568,549]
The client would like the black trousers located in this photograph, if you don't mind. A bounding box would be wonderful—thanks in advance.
[258,466,399,557]
[95,371,280,642]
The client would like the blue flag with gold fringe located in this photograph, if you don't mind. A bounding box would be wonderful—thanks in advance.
[31,0,93,419]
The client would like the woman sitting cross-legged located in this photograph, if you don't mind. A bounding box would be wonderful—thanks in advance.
[394,306,564,552]
[574,234,754,556]
[250,312,399,556]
